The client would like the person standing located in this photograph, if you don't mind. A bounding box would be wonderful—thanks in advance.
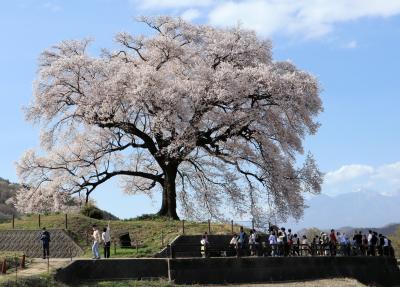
[301,235,309,256]
[329,229,337,256]
[362,234,368,256]
[269,231,277,256]
[200,233,209,258]
[237,226,247,256]
[92,224,101,259]
[367,230,373,255]
[370,232,378,256]
[249,230,256,256]
[102,221,111,258]
[40,227,50,259]
[353,231,363,255]
[280,227,288,256]
[383,236,389,256]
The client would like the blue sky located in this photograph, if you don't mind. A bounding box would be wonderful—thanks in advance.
[1,0,400,221]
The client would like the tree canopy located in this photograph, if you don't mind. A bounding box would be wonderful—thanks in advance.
[17,16,323,223]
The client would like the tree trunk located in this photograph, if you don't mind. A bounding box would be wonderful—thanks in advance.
[157,164,179,220]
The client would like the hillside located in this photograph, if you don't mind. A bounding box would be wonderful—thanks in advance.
[0,213,236,258]
[298,223,400,238]
[0,177,19,220]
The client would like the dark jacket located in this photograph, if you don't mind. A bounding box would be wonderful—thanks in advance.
[41,231,51,245]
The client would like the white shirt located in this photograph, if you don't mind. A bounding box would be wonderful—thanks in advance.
[102,226,111,243]
[93,229,101,243]
[249,233,256,244]
[230,236,238,245]
[367,233,373,243]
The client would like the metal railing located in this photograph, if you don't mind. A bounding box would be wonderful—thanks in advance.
[166,242,396,258]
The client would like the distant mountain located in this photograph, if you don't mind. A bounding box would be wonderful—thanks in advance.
[0,177,19,220]
[286,191,400,233]
[297,223,400,239]
[338,223,400,236]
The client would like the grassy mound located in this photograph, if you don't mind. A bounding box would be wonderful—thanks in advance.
[0,214,235,258]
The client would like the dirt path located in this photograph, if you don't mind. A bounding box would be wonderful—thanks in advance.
[0,258,71,282]
[205,278,366,287]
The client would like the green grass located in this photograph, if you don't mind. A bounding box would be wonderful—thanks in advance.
[0,213,237,258]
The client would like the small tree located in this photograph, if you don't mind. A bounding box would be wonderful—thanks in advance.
[17,16,323,221]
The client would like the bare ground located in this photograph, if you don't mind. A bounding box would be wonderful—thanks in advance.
[0,258,70,282]
[204,278,366,287]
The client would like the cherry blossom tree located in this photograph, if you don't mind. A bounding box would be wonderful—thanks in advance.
[8,186,80,214]
[17,16,323,221]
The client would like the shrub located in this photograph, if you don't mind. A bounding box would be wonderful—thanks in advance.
[80,205,104,220]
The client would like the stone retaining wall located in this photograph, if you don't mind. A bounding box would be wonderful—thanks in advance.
[0,229,83,258]
[55,258,168,284]
[55,256,400,286]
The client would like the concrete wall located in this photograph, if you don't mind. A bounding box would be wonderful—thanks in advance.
[170,256,400,286]
[55,258,168,284]
[55,256,400,286]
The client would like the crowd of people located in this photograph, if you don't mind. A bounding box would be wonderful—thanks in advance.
[220,226,396,257]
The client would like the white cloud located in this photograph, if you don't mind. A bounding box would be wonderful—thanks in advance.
[131,0,400,39]
[208,0,400,38]
[325,164,374,184]
[374,162,400,186]
[181,9,201,21]
[323,162,400,197]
